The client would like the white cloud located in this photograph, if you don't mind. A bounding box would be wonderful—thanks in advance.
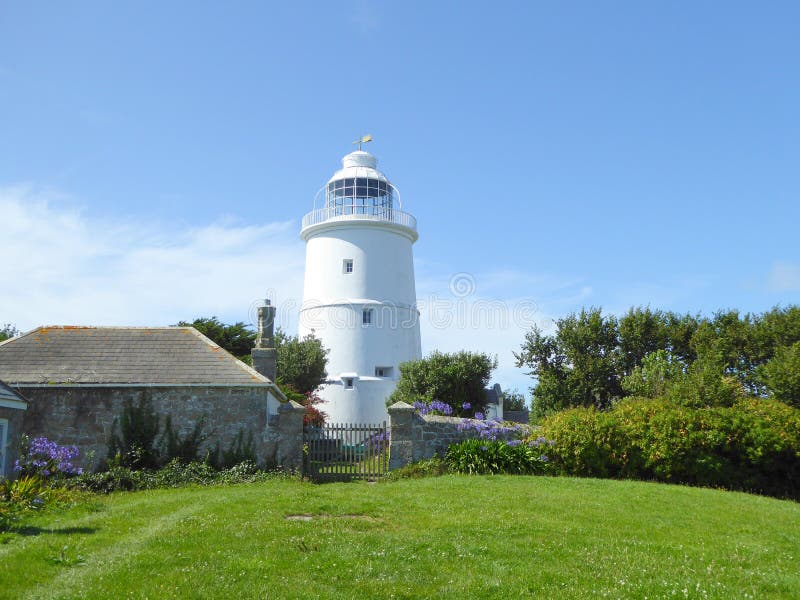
[767,261,800,292]
[0,185,307,331]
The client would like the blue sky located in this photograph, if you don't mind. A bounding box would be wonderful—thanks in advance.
[1,2,798,393]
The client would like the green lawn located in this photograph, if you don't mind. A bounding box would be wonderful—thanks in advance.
[1,476,799,599]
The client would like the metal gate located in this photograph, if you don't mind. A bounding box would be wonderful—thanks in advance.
[303,422,389,482]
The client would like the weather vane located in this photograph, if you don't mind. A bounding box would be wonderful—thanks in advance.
[352,134,373,151]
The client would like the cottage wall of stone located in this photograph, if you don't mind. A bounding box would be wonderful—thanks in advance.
[18,386,303,471]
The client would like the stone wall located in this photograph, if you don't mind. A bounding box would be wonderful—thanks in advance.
[504,409,530,424]
[19,386,304,471]
[0,405,26,478]
[388,401,485,469]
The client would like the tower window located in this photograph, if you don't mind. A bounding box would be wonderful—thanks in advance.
[375,366,393,378]
[343,378,354,389]
[343,259,353,274]
[362,308,373,325]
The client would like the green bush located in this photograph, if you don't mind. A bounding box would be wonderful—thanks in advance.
[759,341,800,407]
[68,466,152,494]
[541,397,800,498]
[446,439,550,475]
[0,475,48,531]
[68,460,293,494]
[384,457,449,480]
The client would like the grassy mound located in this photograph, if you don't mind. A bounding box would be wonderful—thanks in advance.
[1,476,798,598]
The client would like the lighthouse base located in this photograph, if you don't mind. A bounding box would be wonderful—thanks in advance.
[317,377,397,425]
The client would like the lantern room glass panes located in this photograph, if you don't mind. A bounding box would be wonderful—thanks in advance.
[326,177,393,218]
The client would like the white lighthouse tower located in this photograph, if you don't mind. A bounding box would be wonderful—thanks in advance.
[299,141,421,425]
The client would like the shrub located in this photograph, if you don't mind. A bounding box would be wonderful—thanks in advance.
[390,350,498,416]
[540,397,800,498]
[68,460,290,494]
[0,475,47,531]
[446,439,551,475]
[384,457,449,480]
[281,385,327,426]
[69,466,153,494]
[150,459,217,488]
[538,406,638,478]
[209,428,257,470]
[161,415,210,464]
[107,393,162,469]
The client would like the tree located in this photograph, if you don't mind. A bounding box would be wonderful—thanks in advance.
[621,350,686,399]
[502,388,527,411]
[622,349,742,407]
[389,350,498,416]
[0,323,19,343]
[274,329,328,395]
[759,341,800,407]
[518,305,797,416]
[175,317,256,361]
[617,308,670,376]
[514,308,621,416]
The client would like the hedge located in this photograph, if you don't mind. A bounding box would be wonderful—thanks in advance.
[540,397,800,499]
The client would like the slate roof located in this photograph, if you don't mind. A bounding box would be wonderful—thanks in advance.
[0,379,27,406]
[485,383,502,405]
[0,326,273,386]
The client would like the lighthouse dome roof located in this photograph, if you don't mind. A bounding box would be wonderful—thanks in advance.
[327,150,389,184]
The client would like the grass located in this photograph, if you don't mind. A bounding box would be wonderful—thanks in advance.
[1,476,799,599]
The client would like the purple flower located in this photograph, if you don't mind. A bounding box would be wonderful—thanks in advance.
[17,436,82,478]
[540,455,549,463]
[474,412,485,421]
[413,399,454,417]
[461,402,471,410]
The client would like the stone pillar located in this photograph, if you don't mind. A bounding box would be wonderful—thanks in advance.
[252,300,278,382]
[388,401,416,470]
[276,400,306,472]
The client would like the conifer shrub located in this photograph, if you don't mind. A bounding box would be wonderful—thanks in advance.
[209,428,257,470]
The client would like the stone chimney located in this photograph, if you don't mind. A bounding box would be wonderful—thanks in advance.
[251,300,278,382]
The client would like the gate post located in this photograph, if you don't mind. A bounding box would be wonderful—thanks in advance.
[277,400,306,472]
[388,401,416,470]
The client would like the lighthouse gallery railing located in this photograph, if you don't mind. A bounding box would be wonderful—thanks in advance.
[301,206,417,232]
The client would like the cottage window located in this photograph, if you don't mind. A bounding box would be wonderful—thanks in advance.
[343,259,353,274]
[362,308,373,325]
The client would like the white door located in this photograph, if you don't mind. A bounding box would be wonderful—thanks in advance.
[0,419,8,478]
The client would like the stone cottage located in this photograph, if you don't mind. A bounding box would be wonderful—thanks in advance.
[0,380,28,478]
[0,326,297,470]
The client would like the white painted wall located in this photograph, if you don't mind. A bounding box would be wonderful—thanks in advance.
[299,153,421,425]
